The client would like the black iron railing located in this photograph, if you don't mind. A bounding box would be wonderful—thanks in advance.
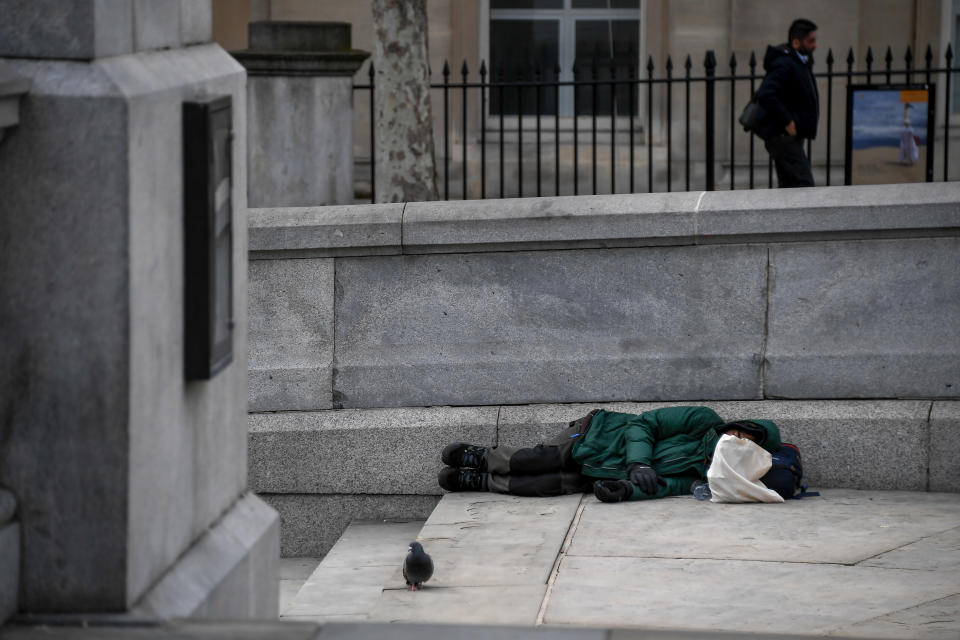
[354,45,958,202]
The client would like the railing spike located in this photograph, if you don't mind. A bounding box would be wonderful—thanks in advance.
[479,59,487,76]
[704,50,716,70]
[368,60,374,77]
[925,44,933,65]
[826,48,834,65]
[684,54,692,71]
[904,46,913,65]
[749,50,757,71]
[885,46,893,65]
[729,51,737,69]
[947,43,954,62]
[461,59,469,77]
[647,55,655,73]
[666,55,674,71]
[442,59,450,76]
[866,46,874,65]
[846,47,855,65]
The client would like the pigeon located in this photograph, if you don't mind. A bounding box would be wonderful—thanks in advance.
[403,541,433,591]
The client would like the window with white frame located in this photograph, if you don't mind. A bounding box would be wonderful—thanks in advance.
[489,0,641,116]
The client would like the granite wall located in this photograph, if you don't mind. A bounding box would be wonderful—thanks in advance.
[247,183,960,555]
[249,183,960,410]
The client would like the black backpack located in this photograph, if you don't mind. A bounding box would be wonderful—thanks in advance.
[760,443,818,499]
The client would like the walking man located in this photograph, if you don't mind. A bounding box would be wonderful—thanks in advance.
[756,18,819,187]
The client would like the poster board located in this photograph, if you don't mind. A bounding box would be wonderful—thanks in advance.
[845,84,935,185]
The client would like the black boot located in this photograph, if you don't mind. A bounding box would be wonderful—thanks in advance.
[441,443,487,470]
[438,466,489,492]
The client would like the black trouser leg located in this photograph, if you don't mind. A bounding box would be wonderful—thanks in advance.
[487,471,592,497]
[482,410,597,496]
[765,134,814,188]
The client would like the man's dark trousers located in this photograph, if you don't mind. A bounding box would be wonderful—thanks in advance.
[765,133,814,187]
[482,411,596,497]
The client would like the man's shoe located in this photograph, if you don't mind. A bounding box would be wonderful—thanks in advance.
[441,442,487,470]
[438,466,488,492]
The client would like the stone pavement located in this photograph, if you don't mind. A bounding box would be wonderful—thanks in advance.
[282,489,960,639]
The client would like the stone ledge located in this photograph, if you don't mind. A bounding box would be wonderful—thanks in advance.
[249,400,958,496]
[402,192,699,254]
[247,183,960,258]
[249,204,403,258]
[698,182,960,243]
[249,406,499,494]
[131,493,279,620]
[232,51,370,76]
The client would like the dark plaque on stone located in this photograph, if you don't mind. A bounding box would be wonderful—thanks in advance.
[183,95,234,380]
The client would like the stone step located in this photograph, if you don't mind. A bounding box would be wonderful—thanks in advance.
[252,399,960,559]
[281,488,960,637]
[279,491,585,626]
[365,491,583,626]
[279,520,425,623]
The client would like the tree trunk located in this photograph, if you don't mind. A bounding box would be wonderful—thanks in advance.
[371,0,438,203]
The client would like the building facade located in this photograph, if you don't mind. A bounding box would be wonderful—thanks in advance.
[215,1,959,198]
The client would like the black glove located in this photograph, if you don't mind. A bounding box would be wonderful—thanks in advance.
[627,463,666,495]
[593,479,634,503]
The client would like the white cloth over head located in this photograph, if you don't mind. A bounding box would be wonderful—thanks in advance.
[706,434,785,503]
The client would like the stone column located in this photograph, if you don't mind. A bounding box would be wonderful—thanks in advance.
[0,0,278,618]
[234,21,369,207]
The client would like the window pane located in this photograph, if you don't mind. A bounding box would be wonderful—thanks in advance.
[490,19,560,115]
[574,19,639,115]
[572,0,640,8]
[491,0,563,8]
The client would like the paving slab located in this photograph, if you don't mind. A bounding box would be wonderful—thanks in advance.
[280,557,325,581]
[544,555,959,635]
[860,525,960,572]
[281,521,423,622]
[279,558,322,615]
[424,491,581,527]
[317,623,604,640]
[368,585,547,626]
[567,490,960,565]
[285,566,394,618]
[271,490,957,637]
[828,593,960,639]
[314,521,425,569]
[0,622,323,640]
[409,492,581,587]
